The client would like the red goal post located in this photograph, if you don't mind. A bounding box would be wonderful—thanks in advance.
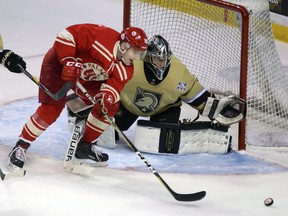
[123,0,288,153]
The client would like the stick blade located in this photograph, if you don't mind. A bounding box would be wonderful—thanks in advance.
[173,190,206,202]
[52,81,73,101]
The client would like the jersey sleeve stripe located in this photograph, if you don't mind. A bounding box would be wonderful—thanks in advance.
[118,63,128,80]
[115,64,124,80]
[184,88,207,104]
[55,29,76,47]
[101,83,120,103]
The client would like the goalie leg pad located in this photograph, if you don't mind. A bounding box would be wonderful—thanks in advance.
[96,124,117,149]
[134,120,231,154]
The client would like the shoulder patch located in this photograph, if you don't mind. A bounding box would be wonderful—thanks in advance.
[176,81,187,91]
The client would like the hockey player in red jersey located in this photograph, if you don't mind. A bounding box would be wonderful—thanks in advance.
[7,24,148,172]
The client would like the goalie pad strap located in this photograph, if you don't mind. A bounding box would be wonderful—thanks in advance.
[138,120,229,132]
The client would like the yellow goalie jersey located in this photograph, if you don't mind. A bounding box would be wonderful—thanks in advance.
[120,56,207,117]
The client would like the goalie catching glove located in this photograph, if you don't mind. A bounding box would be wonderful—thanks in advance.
[202,95,246,126]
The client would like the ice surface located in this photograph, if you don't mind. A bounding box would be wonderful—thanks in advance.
[0,0,288,215]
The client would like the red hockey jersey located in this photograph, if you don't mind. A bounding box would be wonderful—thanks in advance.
[53,24,134,103]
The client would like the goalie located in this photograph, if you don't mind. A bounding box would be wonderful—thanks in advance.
[100,35,246,154]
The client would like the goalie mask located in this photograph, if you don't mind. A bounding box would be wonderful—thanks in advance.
[144,35,172,80]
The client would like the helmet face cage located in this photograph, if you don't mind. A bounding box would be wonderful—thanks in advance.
[145,35,172,80]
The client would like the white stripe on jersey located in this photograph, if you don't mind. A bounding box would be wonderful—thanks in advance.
[55,29,76,47]
[92,40,128,82]
[94,41,113,59]
[92,44,112,62]
[101,83,120,103]
[184,88,207,104]
[114,63,127,81]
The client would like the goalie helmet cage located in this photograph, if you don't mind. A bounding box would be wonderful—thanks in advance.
[123,0,288,152]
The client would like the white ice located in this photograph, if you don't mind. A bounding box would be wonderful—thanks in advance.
[0,0,288,215]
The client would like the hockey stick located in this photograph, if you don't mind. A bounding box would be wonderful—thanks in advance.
[18,65,72,101]
[76,81,206,202]
[0,38,72,101]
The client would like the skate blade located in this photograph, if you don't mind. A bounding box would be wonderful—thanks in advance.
[63,159,107,175]
[0,167,26,181]
[72,158,108,168]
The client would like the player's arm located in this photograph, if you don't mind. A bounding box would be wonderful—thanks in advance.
[53,26,85,82]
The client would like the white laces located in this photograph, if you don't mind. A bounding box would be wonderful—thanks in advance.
[91,144,104,161]
[9,146,27,162]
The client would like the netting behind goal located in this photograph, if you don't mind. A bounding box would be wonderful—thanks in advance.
[123,0,288,151]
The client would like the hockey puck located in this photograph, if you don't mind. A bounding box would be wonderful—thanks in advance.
[264,198,274,206]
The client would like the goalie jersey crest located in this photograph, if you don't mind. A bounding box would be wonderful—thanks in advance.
[134,87,162,113]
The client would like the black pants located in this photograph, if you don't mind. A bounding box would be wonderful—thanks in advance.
[114,102,181,133]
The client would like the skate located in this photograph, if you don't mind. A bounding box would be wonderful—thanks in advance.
[74,140,109,167]
[7,139,30,172]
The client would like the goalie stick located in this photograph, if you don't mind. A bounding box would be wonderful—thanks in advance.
[76,81,206,202]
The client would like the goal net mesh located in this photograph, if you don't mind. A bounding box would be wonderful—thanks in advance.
[126,0,288,150]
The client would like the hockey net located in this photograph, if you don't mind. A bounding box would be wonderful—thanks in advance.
[123,0,288,153]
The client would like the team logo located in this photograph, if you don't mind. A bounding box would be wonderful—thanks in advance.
[134,87,162,113]
[176,82,187,91]
[81,63,108,81]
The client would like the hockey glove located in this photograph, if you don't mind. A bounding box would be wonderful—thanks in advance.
[92,88,120,117]
[202,95,247,126]
[61,57,82,82]
[0,49,26,73]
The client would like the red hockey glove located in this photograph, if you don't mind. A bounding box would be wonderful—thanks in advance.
[61,57,82,82]
[92,90,120,118]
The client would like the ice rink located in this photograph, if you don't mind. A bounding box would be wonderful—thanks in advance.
[1,1,288,215]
